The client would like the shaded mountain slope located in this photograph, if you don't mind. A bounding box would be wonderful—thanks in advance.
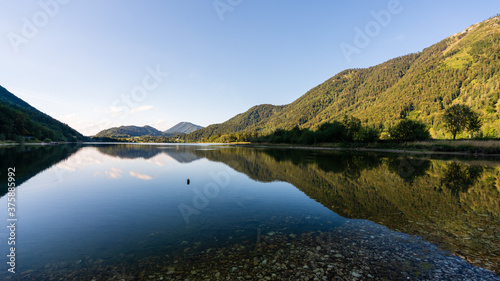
[0,86,83,141]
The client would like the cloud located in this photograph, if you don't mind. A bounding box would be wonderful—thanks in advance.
[105,168,122,179]
[131,105,154,114]
[57,105,156,136]
[58,113,113,136]
[58,113,90,128]
[147,158,166,167]
[153,119,170,131]
[105,105,126,117]
[56,163,76,172]
[55,148,104,172]
[146,153,176,167]
[130,171,153,180]
[103,104,154,116]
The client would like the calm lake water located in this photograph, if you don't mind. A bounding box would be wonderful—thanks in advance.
[0,144,499,280]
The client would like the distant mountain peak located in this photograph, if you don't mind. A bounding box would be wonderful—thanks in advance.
[165,122,203,134]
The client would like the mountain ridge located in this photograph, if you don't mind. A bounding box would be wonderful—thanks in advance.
[95,122,203,138]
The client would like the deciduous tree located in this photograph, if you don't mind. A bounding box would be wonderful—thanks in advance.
[443,104,482,140]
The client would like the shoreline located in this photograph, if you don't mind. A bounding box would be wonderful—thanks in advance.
[3,141,500,158]
[233,142,500,158]
[0,142,72,146]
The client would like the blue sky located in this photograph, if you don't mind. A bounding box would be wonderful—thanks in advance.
[1,0,499,135]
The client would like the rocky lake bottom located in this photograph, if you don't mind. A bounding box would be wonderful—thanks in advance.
[7,220,499,281]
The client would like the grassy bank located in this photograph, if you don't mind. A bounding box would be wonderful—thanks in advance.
[0,141,78,146]
[234,140,500,156]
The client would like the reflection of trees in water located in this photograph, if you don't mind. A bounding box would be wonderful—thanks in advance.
[386,156,431,183]
[96,144,162,159]
[441,162,483,196]
[0,144,81,197]
[95,144,201,163]
[192,147,499,274]
[193,148,278,182]
[197,148,487,199]
[261,149,383,178]
[338,155,382,179]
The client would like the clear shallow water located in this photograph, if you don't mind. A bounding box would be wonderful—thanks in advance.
[0,144,499,280]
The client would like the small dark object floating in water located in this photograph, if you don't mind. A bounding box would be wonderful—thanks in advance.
[187,179,190,185]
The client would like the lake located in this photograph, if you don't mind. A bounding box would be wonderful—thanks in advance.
[0,144,499,280]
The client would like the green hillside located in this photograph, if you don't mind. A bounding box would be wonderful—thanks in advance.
[188,16,500,140]
[187,104,286,141]
[0,85,83,142]
[94,125,163,138]
[164,122,203,134]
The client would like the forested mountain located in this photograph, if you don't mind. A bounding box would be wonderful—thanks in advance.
[164,122,203,134]
[187,104,286,141]
[95,125,162,138]
[0,85,83,141]
[188,16,500,140]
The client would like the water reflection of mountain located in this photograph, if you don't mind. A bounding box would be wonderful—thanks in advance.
[94,144,201,163]
[96,144,162,159]
[0,144,81,197]
[193,147,500,274]
[166,150,201,163]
